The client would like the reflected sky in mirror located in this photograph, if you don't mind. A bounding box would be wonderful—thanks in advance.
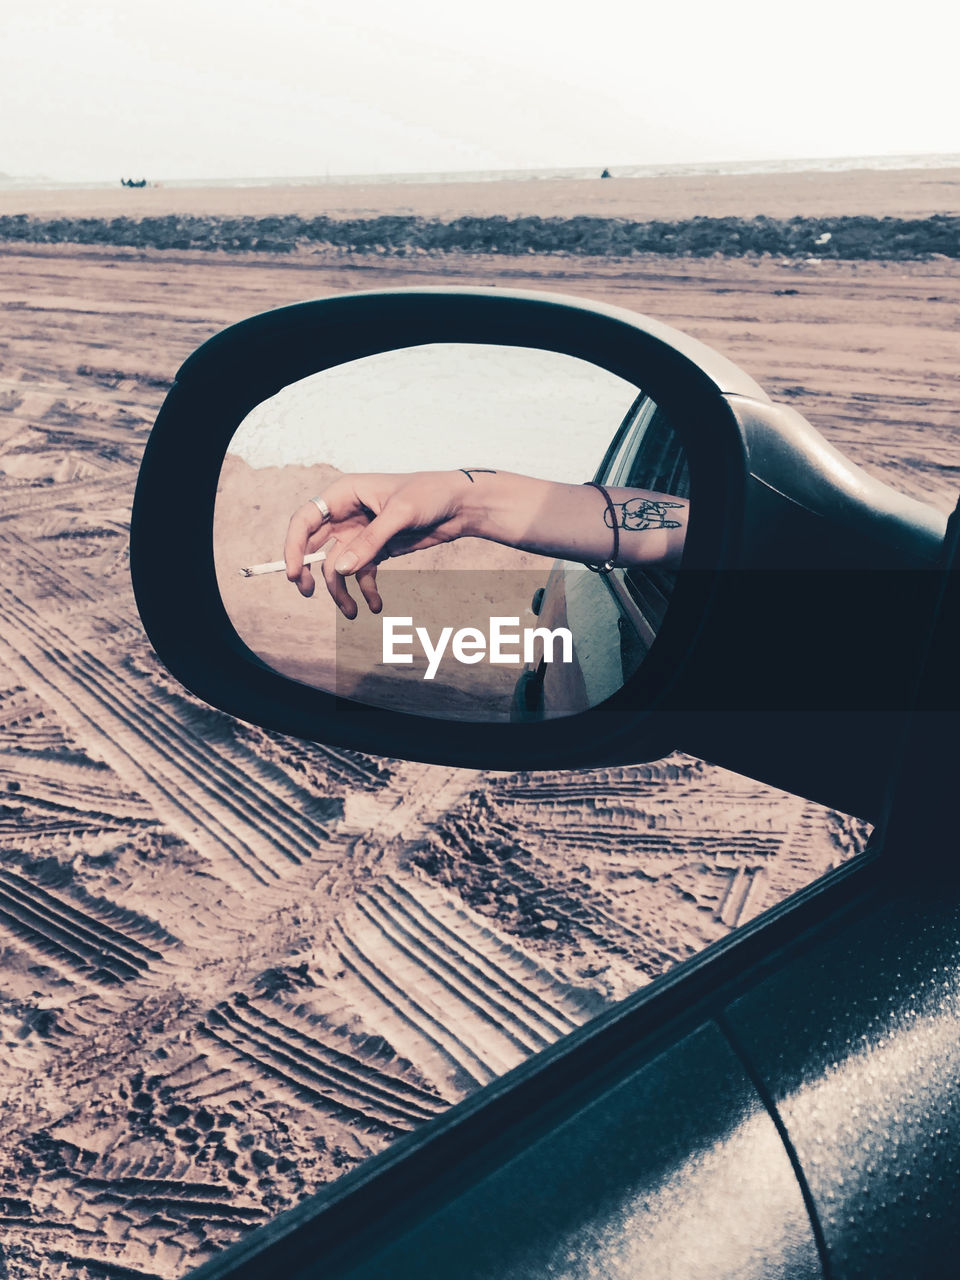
[228,344,638,477]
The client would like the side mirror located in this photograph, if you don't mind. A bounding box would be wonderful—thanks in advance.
[131,288,947,820]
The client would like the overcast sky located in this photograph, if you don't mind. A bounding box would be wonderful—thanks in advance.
[3,0,958,183]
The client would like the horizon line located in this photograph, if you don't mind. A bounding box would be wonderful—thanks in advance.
[4,150,960,191]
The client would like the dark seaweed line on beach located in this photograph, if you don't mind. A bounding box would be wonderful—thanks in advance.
[1,213,958,259]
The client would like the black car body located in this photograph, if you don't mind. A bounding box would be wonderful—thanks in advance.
[131,288,960,1278]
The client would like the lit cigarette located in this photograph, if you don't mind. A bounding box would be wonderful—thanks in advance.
[239,549,327,578]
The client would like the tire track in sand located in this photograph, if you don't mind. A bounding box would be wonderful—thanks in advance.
[0,868,171,988]
[0,472,134,521]
[327,870,603,1095]
[199,993,447,1132]
[0,584,337,887]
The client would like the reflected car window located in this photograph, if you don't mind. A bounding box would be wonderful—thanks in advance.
[599,400,690,677]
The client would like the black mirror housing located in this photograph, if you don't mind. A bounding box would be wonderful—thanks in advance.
[132,288,755,772]
[131,287,947,819]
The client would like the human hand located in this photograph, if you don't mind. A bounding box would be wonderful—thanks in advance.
[283,471,472,618]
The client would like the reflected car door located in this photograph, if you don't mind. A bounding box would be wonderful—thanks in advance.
[512,394,690,721]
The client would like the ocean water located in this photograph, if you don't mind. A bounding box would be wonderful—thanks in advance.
[6,152,960,192]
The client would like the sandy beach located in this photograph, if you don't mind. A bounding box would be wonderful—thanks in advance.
[0,166,956,1278]
[3,164,960,221]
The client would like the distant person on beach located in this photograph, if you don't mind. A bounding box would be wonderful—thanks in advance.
[283,469,688,618]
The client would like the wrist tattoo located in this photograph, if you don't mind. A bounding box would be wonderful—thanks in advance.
[459,468,497,483]
[605,497,683,532]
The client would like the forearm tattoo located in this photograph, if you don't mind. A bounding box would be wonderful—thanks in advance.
[604,497,683,532]
[459,468,497,483]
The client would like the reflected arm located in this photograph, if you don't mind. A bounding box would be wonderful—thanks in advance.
[284,469,688,617]
[458,470,688,571]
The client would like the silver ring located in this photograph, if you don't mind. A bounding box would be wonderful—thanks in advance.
[310,496,330,521]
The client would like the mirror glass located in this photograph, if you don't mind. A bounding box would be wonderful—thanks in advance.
[214,344,689,722]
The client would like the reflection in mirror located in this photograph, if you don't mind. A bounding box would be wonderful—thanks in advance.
[214,345,688,722]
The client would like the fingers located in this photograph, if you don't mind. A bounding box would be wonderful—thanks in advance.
[356,565,382,615]
[296,565,316,597]
[333,503,414,577]
[313,563,382,621]
[284,494,384,618]
[285,477,421,617]
[320,541,359,619]
[284,501,327,595]
[319,549,381,619]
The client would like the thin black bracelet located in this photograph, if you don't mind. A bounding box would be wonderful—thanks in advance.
[582,481,619,574]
